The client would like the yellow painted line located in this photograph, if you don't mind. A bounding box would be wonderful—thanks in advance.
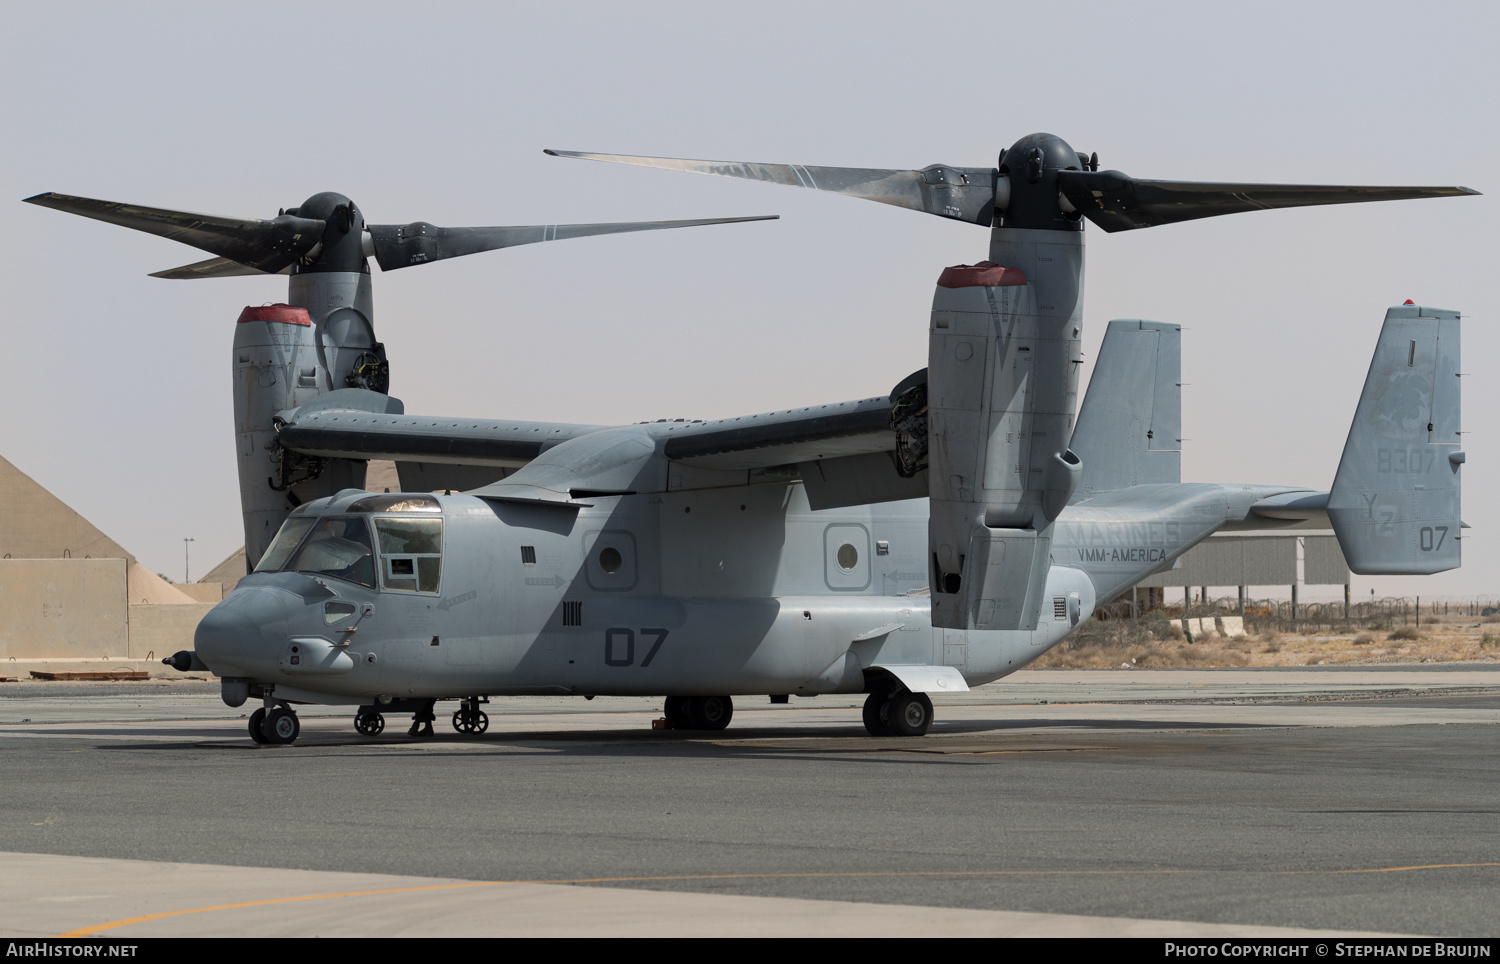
[59,881,507,936]
[1322,862,1500,874]
[58,862,1500,937]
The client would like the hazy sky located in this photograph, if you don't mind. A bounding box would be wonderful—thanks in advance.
[2,1,1494,599]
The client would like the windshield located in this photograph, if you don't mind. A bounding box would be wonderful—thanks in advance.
[285,516,376,588]
[254,517,317,573]
[375,517,442,593]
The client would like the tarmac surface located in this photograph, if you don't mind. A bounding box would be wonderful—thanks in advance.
[1,667,1497,938]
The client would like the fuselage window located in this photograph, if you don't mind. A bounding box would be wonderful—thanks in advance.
[254,517,317,573]
[286,517,376,589]
[375,517,443,593]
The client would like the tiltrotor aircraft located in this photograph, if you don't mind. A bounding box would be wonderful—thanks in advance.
[27,134,1474,745]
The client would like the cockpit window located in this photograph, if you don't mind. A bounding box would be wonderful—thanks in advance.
[286,516,376,588]
[254,517,317,573]
[349,494,441,513]
[375,518,442,593]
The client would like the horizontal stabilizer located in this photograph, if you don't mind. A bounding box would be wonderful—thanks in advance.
[1249,491,1330,527]
[1328,305,1462,574]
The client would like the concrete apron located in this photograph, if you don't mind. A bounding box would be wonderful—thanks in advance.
[0,851,1397,939]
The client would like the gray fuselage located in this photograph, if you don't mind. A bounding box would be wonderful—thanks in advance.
[195,476,1307,706]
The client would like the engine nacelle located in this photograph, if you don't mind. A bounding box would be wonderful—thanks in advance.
[927,237,1084,631]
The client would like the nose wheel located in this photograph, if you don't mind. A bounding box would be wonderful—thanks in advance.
[248,707,270,744]
[452,698,489,735]
[249,705,300,744]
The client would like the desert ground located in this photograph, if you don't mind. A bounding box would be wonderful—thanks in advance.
[1034,605,1500,669]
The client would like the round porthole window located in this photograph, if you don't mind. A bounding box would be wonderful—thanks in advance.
[837,543,858,571]
[599,546,623,574]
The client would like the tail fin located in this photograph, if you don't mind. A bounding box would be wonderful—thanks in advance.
[1069,320,1181,500]
[1329,305,1462,574]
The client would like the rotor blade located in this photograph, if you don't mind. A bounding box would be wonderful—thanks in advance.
[366,215,778,271]
[1057,171,1481,233]
[545,150,997,226]
[23,192,324,271]
[149,256,291,280]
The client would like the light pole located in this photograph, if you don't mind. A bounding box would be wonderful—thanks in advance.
[184,538,195,584]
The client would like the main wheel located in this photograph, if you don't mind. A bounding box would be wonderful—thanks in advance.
[663,695,689,728]
[862,692,892,736]
[685,695,733,731]
[248,707,270,744]
[262,706,301,745]
[451,709,471,733]
[887,691,933,737]
[354,711,385,736]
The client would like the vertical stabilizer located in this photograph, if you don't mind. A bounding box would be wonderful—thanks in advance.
[1328,305,1462,574]
[1069,320,1181,499]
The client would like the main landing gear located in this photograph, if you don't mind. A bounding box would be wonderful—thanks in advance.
[248,704,301,745]
[354,709,385,736]
[862,686,933,737]
[662,695,734,731]
[452,697,489,735]
[351,697,488,738]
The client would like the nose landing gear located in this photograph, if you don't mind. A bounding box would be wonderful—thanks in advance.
[452,697,489,735]
[248,703,301,744]
[248,707,269,744]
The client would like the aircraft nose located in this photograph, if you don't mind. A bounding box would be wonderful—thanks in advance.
[194,589,283,676]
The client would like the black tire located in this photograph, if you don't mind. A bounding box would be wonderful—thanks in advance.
[262,706,300,745]
[685,695,733,731]
[887,691,933,737]
[451,707,488,735]
[354,711,384,736]
[862,692,892,736]
[248,707,269,744]
[663,695,689,728]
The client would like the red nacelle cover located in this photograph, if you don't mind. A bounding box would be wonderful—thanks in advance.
[237,304,311,326]
[936,261,1027,288]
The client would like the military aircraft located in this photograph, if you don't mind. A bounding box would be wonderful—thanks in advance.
[26,134,1473,745]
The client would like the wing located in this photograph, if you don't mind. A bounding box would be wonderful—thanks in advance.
[276,392,603,468]
[278,387,922,509]
[657,394,924,510]
[659,397,895,470]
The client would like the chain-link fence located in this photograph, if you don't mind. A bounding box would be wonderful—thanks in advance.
[1092,594,1499,634]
